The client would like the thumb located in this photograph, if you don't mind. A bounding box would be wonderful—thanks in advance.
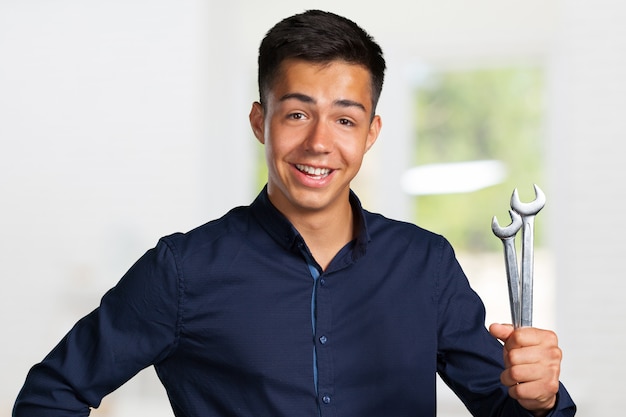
[489,322,514,343]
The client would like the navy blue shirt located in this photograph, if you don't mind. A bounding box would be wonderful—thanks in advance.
[14,188,576,416]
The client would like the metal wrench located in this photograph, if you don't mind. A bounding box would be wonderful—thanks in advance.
[510,184,546,327]
[492,210,523,328]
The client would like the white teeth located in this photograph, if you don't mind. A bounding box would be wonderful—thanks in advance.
[296,164,331,177]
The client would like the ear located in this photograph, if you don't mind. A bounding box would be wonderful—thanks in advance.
[365,115,382,153]
[249,102,266,144]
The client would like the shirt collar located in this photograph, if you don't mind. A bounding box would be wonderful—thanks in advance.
[250,186,370,262]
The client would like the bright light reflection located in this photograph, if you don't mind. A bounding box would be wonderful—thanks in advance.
[401,160,507,195]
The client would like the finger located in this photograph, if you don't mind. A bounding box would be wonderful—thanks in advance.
[489,323,514,343]
[507,343,562,368]
[506,375,560,406]
[502,357,561,386]
[503,361,560,415]
[503,327,559,350]
[507,363,546,386]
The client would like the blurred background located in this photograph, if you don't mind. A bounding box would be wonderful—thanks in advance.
[1,0,625,415]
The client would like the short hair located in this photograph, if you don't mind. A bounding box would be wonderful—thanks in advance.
[257,10,386,115]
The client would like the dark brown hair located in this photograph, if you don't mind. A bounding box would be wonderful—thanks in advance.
[257,10,386,116]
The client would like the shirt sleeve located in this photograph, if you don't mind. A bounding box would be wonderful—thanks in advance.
[13,238,182,417]
[434,237,576,417]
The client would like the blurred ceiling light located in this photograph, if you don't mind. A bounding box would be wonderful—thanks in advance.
[401,160,507,195]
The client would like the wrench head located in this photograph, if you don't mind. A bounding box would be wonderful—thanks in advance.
[510,184,546,216]
[492,209,523,239]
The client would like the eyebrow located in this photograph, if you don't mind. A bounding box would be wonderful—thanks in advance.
[279,93,367,113]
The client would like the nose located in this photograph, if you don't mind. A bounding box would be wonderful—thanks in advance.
[304,120,333,154]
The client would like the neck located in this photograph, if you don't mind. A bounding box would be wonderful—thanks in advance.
[296,204,355,271]
[270,191,356,271]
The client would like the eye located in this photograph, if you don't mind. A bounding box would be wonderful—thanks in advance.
[338,118,355,127]
[287,112,305,120]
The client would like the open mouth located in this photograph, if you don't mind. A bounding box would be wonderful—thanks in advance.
[295,164,332,179]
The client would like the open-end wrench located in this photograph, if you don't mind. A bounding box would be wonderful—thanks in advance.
[510,184,546,327]
[492,210,523,329]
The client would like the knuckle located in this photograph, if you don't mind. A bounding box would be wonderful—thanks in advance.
[547,378,560,394]
[551,345,563,361]
[507,348,523,365]
[545,329,559,345]
[508,365,524,382]
[544,344,562,363]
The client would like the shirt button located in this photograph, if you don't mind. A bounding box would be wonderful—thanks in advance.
[322,395,331,404]
[319,335,327,344]
[320,278,326,286]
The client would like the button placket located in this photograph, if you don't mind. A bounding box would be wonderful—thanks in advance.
[314,273,334,412]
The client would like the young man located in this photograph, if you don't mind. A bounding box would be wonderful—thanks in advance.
[14,10,576,417]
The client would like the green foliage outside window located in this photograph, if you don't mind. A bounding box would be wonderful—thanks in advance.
[413,66,546,252]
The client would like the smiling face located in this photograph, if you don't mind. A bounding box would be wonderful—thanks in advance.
[250,59,382,221]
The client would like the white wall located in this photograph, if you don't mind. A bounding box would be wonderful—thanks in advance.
[547,1,626,414]
[0,1,255,414]
[1,1,622,415]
